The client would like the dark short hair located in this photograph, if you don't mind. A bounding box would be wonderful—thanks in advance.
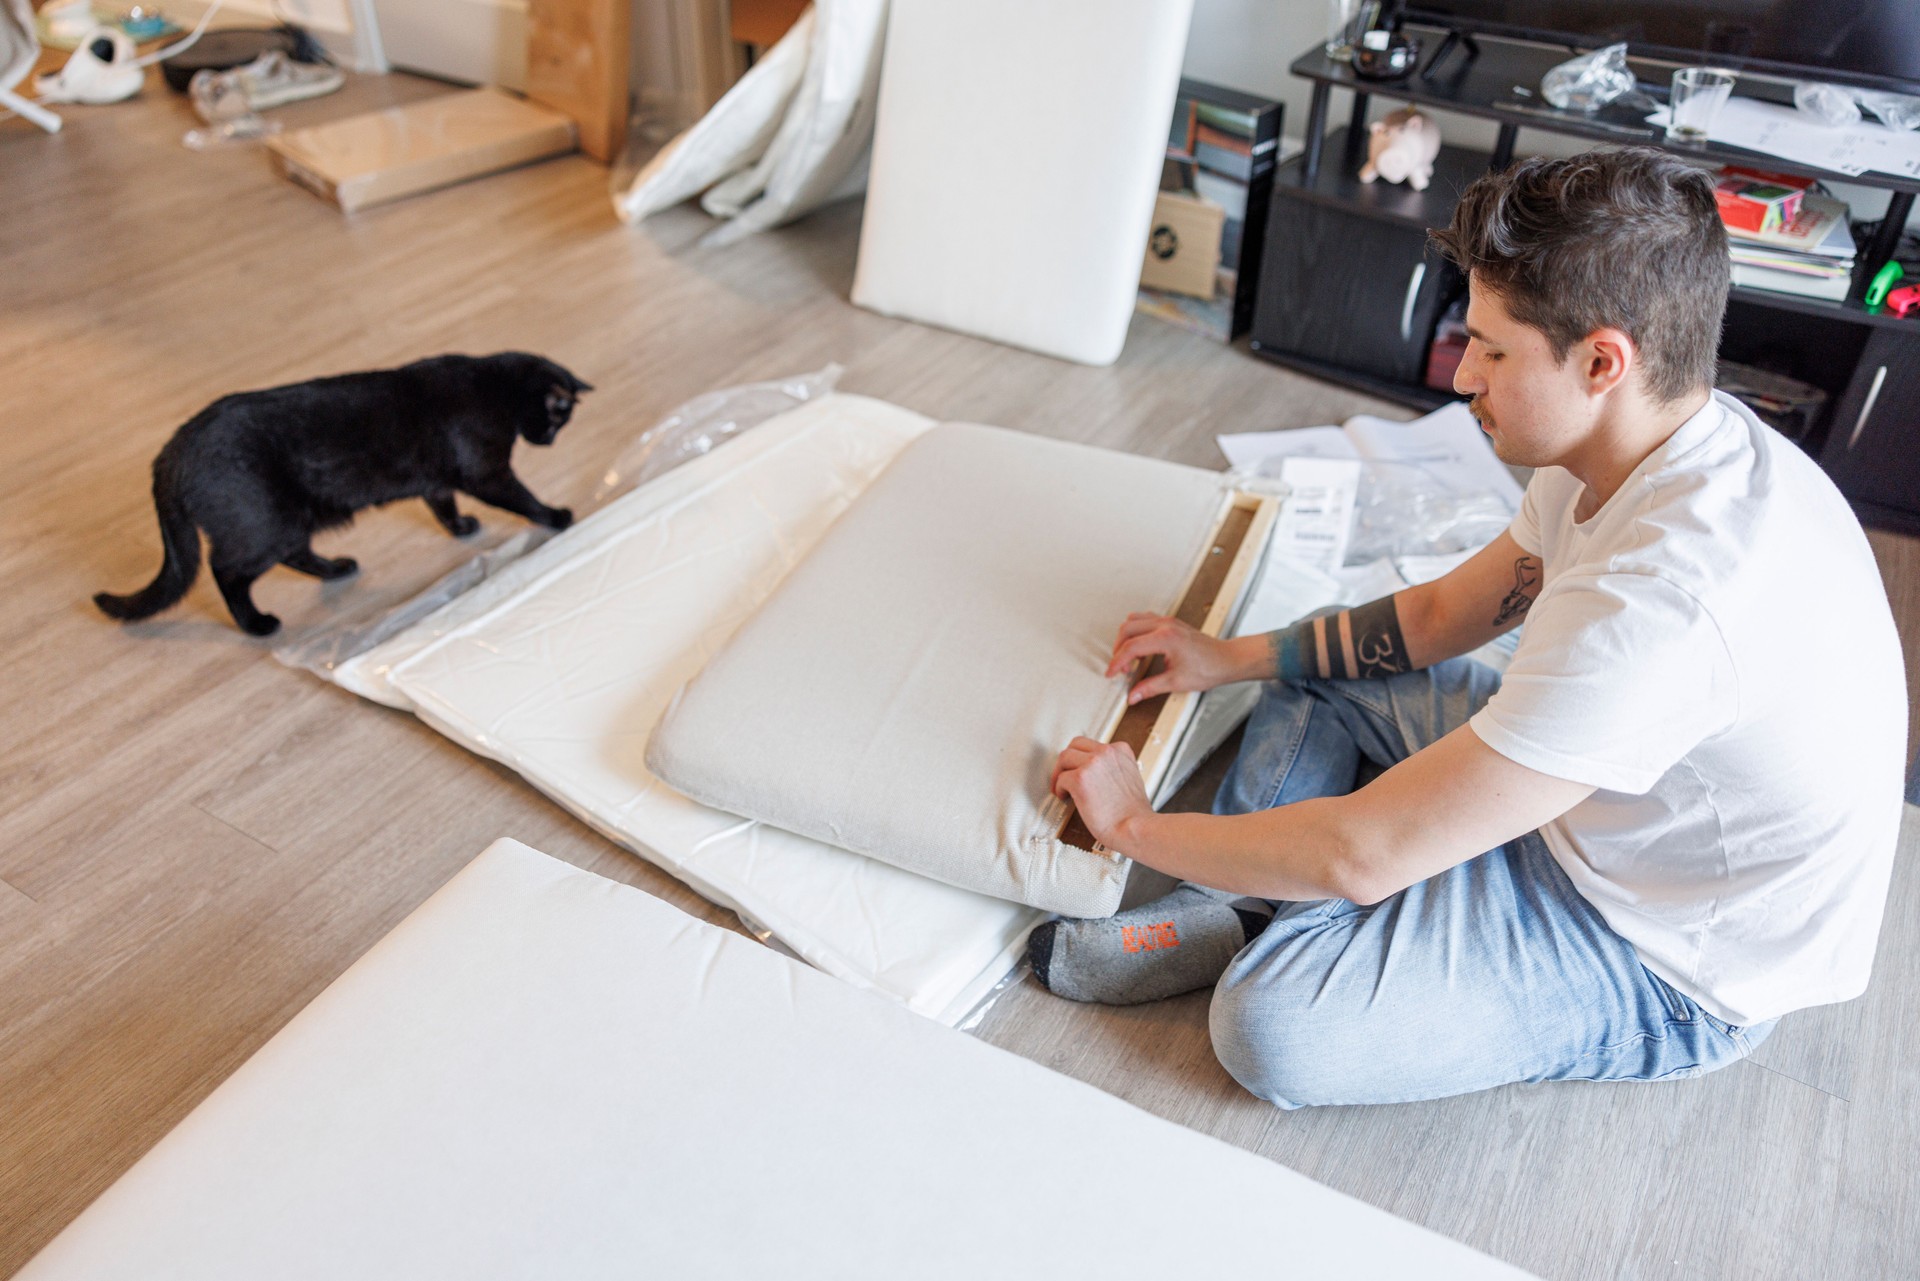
[1429,148,1728,402]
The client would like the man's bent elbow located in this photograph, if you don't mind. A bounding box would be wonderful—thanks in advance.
[1315,835,1393,906]
[1330,865,1392,906]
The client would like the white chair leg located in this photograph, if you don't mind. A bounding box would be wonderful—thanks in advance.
[0,86,62,132]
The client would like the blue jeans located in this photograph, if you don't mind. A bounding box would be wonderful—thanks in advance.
[1207,660,1775,1109]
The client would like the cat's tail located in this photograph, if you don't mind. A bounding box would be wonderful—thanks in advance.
[94,456,200,622]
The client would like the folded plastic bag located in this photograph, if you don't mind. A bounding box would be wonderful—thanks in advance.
[1858,89,1920,131]
[1794,81,1862,127]
[1542,42,1634,113]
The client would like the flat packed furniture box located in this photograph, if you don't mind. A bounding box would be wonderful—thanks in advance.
[647,422,1265,918]
[267,87,577,213]
[851,0,1197,365]
[17,839,1536,1280]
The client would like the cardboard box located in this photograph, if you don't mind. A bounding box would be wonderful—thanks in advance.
[267,88,577,213]
[1141,191,1226,298]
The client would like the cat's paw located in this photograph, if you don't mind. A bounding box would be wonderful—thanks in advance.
[544,507,574,531]
[242,613,282,638]
[449,515,480,538]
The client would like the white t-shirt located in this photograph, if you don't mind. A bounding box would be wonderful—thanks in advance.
[1469,391,1907,1027]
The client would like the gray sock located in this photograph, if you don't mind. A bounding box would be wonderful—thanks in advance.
[1028,885,1273,1006]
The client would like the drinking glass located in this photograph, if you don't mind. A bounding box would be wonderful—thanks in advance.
[1324,0,1360,60]
[1667,68,1737,143]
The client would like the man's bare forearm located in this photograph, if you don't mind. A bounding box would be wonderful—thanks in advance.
[1113,802,1365,902]
[1266,594,1416,682]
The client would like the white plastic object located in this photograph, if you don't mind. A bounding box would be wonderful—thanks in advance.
[1857,89,1920,131]
[1794,81,1862,126]
[851,0,1198,366]
[33,25,142,103]
[1540,42,1634,113]
[0,0,59,130]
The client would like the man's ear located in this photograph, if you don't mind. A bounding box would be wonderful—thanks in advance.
[1582,327,1635,398]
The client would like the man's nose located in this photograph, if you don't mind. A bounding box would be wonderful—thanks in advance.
[1454,357,1486,397]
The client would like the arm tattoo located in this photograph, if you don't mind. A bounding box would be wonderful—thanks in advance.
[1492,556,1541,627]
[1267,595,1411,682]
[1347,596,1411,678]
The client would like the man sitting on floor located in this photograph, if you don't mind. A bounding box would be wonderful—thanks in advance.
[1039,147,1907,1109]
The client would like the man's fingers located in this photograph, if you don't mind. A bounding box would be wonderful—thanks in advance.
[1109,614,1171,662]
[1106,631,1174,678]
[1127,673,1175,705]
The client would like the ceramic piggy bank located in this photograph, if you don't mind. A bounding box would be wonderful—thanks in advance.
[1360,107,1441,191]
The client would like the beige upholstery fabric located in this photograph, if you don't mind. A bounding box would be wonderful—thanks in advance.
[646,423,1228,917]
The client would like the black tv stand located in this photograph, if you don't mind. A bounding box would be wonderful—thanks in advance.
[1247,31,1920,535]
[1417,27,1480,82]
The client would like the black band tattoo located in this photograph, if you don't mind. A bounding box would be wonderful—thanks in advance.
[1347,596,1411,679]
[1492,556,1541,627]
[1268,598,1410,682]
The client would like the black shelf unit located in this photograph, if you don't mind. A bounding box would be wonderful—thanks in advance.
[1248,34,1920,534]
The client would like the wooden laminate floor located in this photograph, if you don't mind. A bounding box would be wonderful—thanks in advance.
[3,73,1916,1280]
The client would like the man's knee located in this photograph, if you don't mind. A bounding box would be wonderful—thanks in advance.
[1208,968,1361,1110]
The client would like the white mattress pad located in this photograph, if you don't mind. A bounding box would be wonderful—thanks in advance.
[330,395,1042,1024]
[851,0,1196,365]
[17,839,1537,1280]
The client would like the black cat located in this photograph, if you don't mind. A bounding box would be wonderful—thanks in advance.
[94,352,592,637]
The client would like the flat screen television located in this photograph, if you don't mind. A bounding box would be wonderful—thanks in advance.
[1391,1,1920,96]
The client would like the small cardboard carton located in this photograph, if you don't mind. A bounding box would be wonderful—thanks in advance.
[267,88,576,213]
[1140,190,1226,299]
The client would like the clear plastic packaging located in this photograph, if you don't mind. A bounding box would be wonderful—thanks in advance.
[955,960,1030,1034]
[1858,89,1920,131]
[1541,42,1635,113]
[183,64,282,149]
[275,363,843,683]
[1794,81,1862,127]
[590,363,842,503]
[1344,460,1513,563]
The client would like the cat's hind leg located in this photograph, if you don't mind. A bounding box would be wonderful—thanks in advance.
[282,545,359,579]
[210,559,281,637]
[424,491,480,538]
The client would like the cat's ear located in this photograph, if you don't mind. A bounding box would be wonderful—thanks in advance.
[540,358,592,395]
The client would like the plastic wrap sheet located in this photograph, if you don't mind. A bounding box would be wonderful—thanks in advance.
[299,393,1043,1025]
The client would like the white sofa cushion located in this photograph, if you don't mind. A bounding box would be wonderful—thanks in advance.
[647,422,1229,917]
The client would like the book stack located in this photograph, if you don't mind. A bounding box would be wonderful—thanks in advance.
[1722,177,1856,303]
[1714,169,1806,235]
[1137,80,1284,342]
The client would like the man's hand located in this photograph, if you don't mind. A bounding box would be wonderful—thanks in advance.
[1107,613,1267,706]
[1051,737,1152,850]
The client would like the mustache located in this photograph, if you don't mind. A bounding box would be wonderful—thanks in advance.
[1468,396,1492,426]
